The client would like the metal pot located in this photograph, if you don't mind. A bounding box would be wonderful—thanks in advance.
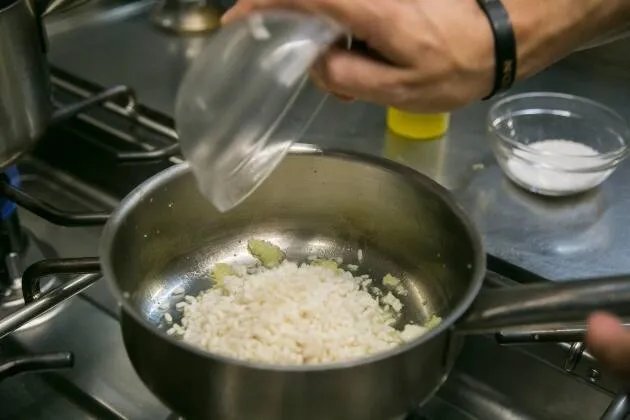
[0,0,134,170]
[13,146,630,419]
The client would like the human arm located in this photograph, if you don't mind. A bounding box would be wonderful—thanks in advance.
[508,0,630,81]
[222,0,630,112]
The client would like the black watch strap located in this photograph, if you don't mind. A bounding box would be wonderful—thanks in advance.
[475,0,517,99]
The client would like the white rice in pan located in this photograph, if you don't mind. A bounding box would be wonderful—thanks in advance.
[168,241,439,365]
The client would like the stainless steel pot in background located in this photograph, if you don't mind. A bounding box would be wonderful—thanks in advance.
[0,0,137,171]
[0,0,51,169]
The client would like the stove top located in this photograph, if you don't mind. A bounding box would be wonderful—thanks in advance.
[0,70,625,420]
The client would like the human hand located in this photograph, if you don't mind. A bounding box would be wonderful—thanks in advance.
[586,312,630,384]
[222,0,630,112]
[221,0,496,113]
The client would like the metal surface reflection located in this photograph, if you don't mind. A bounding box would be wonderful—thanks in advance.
[382,130,450,189]
[465,168,612,257]
[150,0,220,33]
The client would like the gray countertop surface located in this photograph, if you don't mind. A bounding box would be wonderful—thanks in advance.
[46,0,630,282]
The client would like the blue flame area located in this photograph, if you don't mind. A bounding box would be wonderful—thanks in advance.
[0,165,20,220]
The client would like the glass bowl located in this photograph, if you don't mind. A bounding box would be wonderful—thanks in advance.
[488,92,630,196]
[175,10,345,212]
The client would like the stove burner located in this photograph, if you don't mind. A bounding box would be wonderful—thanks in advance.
[0,166,61,331]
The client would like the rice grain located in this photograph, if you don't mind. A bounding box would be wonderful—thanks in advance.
[173,261,428,365]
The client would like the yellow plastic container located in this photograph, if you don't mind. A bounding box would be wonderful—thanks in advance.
[387,108,450,140]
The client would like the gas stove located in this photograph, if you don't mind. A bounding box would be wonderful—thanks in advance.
[0,69,627,420]
[0,166,59,327]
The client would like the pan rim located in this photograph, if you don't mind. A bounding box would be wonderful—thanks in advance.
[100,143,486,372]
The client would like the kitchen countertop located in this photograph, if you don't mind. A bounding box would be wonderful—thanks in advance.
[45,0,630,281]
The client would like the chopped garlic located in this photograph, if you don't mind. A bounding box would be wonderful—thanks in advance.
[210,263,237,287]
[310,259,339,271]
[401,324,428,342]
[248,239,285,268]
[383,274,401,287]
[425,314,442,330]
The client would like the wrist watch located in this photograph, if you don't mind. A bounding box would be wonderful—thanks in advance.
[475,0,517,99]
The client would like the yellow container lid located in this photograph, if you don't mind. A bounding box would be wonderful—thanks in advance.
[387,108,450,140]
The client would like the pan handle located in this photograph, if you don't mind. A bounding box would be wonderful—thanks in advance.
[602,393,630,420]
[0,258,102,340]
[496,325,592,344]
[0,352,74,382]
[22,258,102,303]
[456,274,630,334]
[51,85,137,125]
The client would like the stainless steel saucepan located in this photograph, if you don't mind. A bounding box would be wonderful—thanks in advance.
[0,0,134,170]
[16,145,630,420]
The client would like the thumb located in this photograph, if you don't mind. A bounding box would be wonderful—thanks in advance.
[586,311,630,382]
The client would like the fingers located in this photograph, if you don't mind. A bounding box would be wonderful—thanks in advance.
[220,0,465,111]
[311,71,355,102]
[586,311,630,380]
[224,2,401,105]
[221,0,410,64]
[311,47,410,106]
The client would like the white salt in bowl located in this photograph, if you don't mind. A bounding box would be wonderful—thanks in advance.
[488,92,630,196]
